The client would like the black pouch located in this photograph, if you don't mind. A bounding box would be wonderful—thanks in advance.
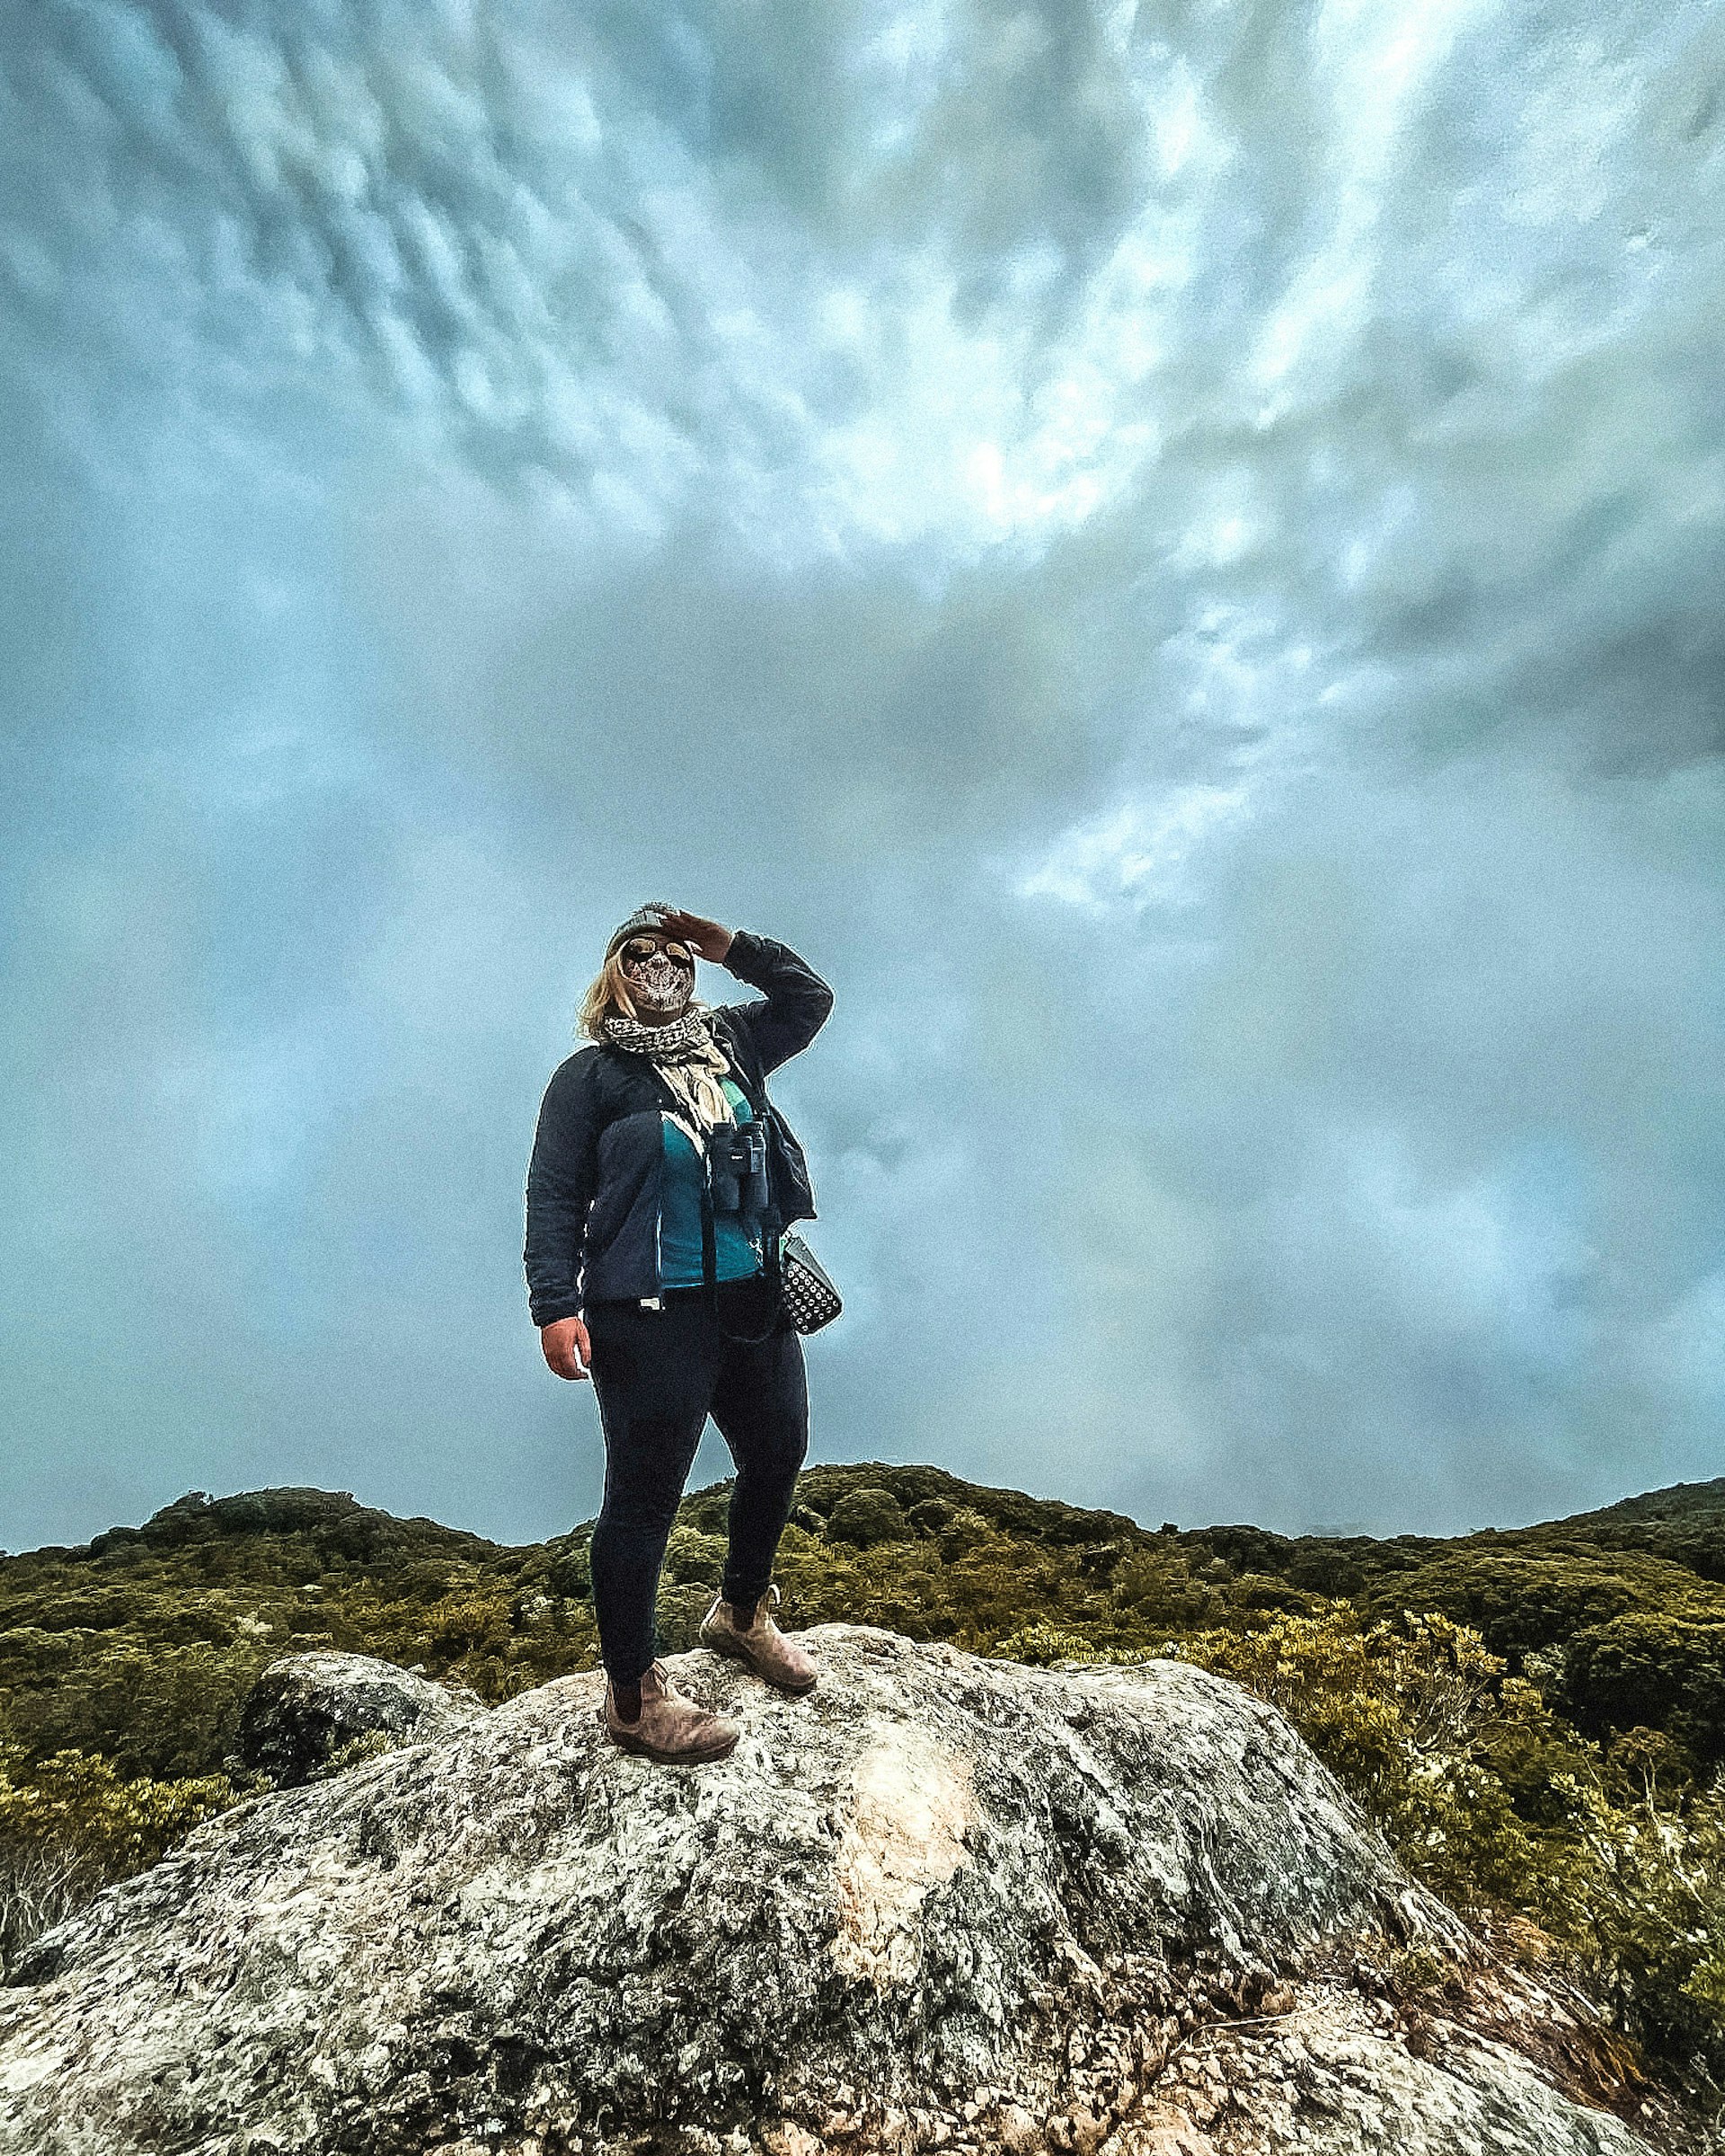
[776,1231,841,1334]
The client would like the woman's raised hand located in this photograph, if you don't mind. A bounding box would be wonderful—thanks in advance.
[540,1315,592,1381]
[643,904,733,963]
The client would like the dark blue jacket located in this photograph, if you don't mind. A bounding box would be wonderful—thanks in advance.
[524,931,834,1324]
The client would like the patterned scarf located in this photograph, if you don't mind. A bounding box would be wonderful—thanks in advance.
[602,1003,736,1138]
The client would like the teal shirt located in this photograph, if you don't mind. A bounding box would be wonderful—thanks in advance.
[657,1080,765,1288]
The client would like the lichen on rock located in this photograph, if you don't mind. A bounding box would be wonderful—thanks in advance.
[0,1627,1673,2154]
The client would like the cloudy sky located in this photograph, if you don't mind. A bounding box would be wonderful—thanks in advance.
[3,0,1721,1552]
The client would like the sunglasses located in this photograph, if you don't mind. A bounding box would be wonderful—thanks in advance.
[620,938,694,968]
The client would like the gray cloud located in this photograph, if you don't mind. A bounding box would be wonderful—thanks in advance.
[1,0,1721,1549]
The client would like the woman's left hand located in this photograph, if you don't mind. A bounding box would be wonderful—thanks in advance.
[647,906,733,963]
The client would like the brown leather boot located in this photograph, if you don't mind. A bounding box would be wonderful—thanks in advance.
[597,1659,741,1764]
[698,1583,818,1694]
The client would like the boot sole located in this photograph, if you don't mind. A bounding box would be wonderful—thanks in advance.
[595,1704,739,1765]
[698,1626,819,1694]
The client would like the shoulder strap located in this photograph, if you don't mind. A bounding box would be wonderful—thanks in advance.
[708,1011,765,1110]
[699,1157,719,1319]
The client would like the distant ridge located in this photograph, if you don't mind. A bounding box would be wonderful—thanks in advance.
[8,1456,1725,1790]
[1553,1477,1725,1527]
[24,1458,1725,1567]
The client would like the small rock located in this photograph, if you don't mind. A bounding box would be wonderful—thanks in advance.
[997,2105,1042,2154]
[1069,2105,1107,2154]
[759,2125,819,2156]
[237,1650,485,1787]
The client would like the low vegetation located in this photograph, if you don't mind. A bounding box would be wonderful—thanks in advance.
[5,1464,1725,2094]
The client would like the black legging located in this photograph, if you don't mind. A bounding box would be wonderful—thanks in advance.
[584,1271,809,1684]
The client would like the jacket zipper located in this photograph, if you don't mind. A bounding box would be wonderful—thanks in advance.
[651,1112,666,1305]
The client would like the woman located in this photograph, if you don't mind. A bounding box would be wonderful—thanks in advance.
[525,903,835,1766]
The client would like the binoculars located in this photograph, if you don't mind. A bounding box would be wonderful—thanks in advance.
[707,1119,769,1215]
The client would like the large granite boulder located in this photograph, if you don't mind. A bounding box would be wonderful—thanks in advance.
[0,1628,1676,2154]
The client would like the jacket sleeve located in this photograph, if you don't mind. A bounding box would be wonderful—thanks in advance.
[716,929,835,1075]
[524,1050,603,1327]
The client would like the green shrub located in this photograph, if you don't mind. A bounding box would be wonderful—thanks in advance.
[826,1487,911,1548]
[1165,1609,1725,2076]
[540,1538,592,1600]
[1548,1772,1725,2068]
[990,1621,1118,1667]
[660,1526,727,1587]
[0,1639,271,1781]
[0,1745,237,1975]
[1566,1613,1725,1764]
[1109,1547,1220,1630]
[1172,1609,1550,1910]
[1355,1552,1648,1664]
[907,1498,955,1535]
[654,1581,721,1654]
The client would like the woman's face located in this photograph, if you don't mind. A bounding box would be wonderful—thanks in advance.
[617,934,695,1020]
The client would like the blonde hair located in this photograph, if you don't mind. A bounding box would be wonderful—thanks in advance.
[577,950,641,1041]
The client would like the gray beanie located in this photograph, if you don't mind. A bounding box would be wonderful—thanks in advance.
[603,904,677,960]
